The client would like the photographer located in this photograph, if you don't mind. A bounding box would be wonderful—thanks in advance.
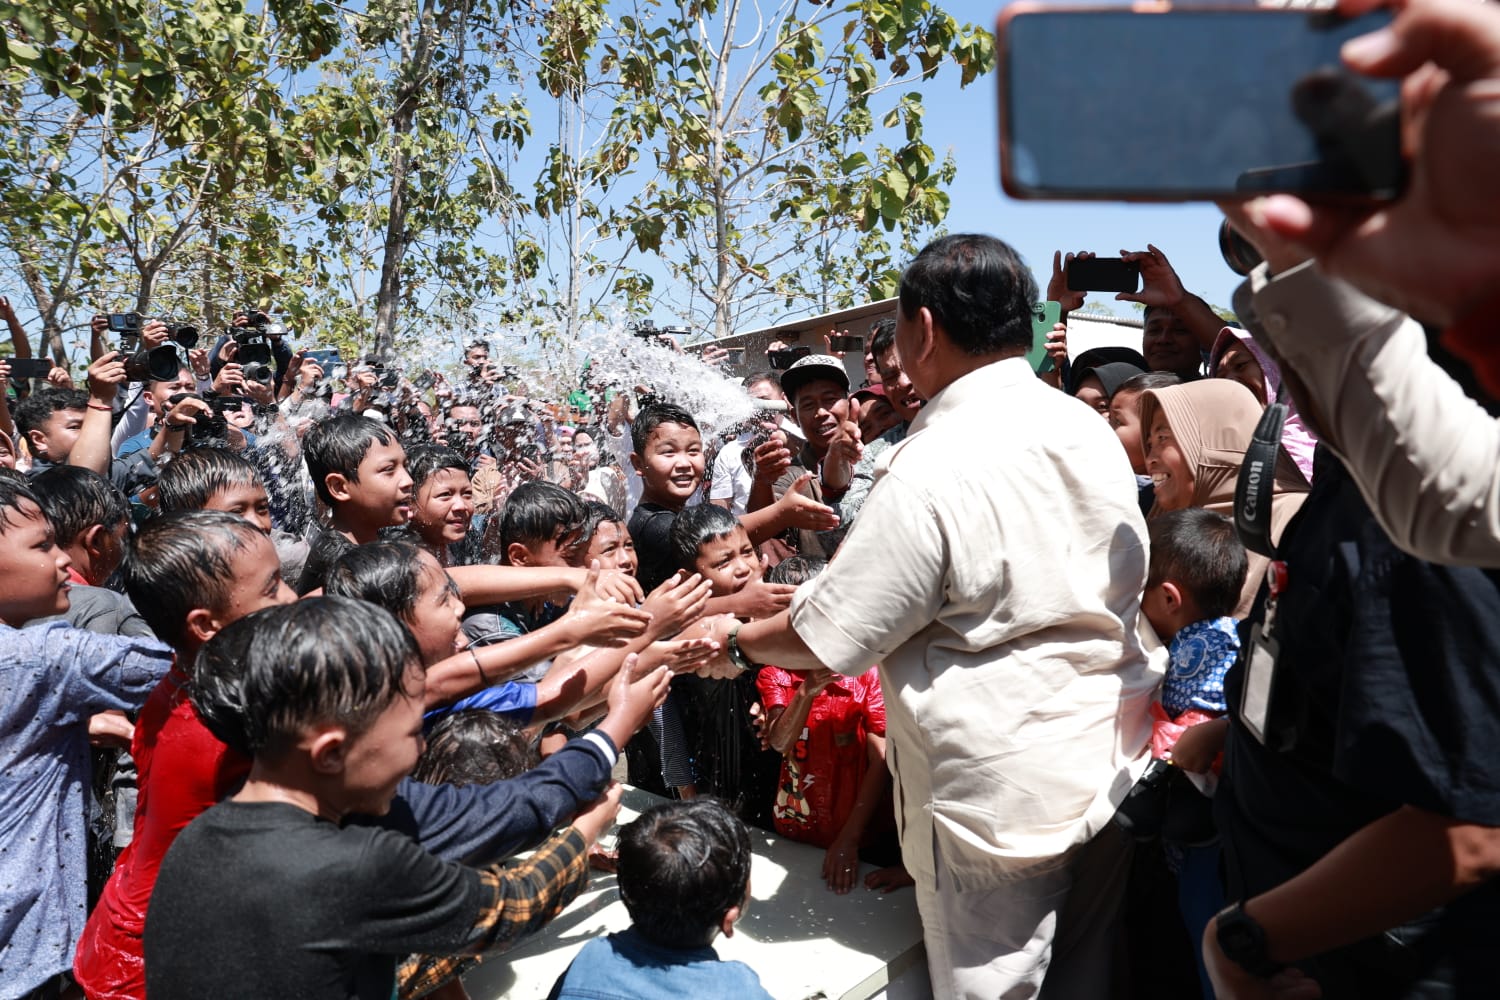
[207,309,294,396]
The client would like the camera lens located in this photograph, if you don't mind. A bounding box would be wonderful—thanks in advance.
[172,325,199,349]
[245,362,273,382]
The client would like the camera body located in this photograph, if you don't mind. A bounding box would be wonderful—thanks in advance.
[232,329,276,383]
[165,391,230,443]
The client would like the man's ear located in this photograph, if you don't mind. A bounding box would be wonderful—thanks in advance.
[324,472,352,503]
[506,541,535,567]
[628,451,644,478]
[913,306,940,368]
[25,428,48,458]
[308,728,347,776]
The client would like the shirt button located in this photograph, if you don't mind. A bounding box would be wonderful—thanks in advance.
[1264,311,1288,335]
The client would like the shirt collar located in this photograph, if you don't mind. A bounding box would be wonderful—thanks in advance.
[907,356,1035,436]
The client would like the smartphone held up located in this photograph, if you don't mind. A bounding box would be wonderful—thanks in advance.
[996,6,1405,202]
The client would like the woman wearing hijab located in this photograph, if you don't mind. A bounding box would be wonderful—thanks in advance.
[1208,327,1319,484]
[1138,380,1310,616]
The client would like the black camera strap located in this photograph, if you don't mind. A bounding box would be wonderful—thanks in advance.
[1234,402,1288,561]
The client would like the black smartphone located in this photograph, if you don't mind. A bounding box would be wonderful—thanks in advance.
[828,334,864,353]
[998,7,1404,201]
[1066,258,1139,294]
[767,346,811,370]
[8,358,53,379]
[722,348,745,366]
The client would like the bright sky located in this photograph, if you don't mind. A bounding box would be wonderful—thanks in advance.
[900,9,1246,318]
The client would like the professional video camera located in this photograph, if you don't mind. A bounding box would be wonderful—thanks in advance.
[232,309,288,383]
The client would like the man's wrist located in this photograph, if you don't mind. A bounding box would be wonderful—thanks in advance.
[1214,901,1283,979]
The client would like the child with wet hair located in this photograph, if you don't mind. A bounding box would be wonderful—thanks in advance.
[549,798,773,1000]
[144,597,633,1000]
[0,471,173,1000]
[660,505,783,826]
[401,443,477,566]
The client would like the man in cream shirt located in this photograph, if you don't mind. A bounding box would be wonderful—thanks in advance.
[705,234,1161,998]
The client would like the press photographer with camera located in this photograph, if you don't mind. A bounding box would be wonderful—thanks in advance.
[207,308,294,398]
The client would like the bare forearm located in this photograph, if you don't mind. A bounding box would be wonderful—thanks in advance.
[1246,805,1500,964]
[69,408,113,477]
[746,475,777,513]
[1174,292,1228,354]
[532,646,626,723]
[449,565,577,605]
[834,735,888,844]
[739,610,823,673]
[767,693,815,755]
[739,504,785,546]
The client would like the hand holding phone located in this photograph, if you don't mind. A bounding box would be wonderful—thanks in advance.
[1116,246,1186,309]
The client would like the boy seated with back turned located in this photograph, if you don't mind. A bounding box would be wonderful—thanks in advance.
[145,597,661,1000]
[296,412,414,594]
[548,798,774,1000]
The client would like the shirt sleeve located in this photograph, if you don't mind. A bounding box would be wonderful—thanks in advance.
[367,735,614,866]
[359,825,589,980]
[1249,261,1500,567]
[443,680,537,722]
[789,470,947,675]
[35,624,174,722]
[860,669,886,736]
[111,393,151,454]
[755,665,797,709]
[709,447,735,501]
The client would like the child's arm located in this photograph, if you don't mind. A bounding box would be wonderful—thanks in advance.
[765,669,837,755]
[824,733,890,894]
[23,623,174,721]
[1169,716,1229,774]
[448,563,643,607]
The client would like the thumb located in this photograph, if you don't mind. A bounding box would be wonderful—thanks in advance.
[581,560,602,597]
[791,471,814,494]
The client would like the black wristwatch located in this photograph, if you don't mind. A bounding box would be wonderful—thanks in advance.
[1215,901,1282,979]
[726,622,755,673]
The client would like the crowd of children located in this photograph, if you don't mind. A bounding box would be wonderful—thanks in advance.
[0,229,1350,1000]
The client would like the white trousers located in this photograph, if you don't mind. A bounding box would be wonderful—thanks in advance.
[914,823,1132,1000]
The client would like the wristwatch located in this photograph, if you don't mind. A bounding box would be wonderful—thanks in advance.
[1214,901,1282,979]
[725,622,755,674]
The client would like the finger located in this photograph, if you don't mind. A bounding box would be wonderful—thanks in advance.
[1249,194,1372,265]
[1342,0,1500,83]
[1114,292,1145,303]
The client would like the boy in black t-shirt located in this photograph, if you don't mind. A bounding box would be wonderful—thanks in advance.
[145,597,658,1000]
[627,403,706,594]
[296,413,414,594]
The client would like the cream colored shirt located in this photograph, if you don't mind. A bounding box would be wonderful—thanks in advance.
[789,357,1162,891]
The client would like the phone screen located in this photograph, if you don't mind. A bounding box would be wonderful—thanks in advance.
[1000,9,1403,200]
[1066,258,1139,294]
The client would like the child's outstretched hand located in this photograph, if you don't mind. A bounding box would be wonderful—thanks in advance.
[647,636,720,676]
[598,652,673,751]
[564,562,653,647]
[572,781,624,847]
[641,571,712,638]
